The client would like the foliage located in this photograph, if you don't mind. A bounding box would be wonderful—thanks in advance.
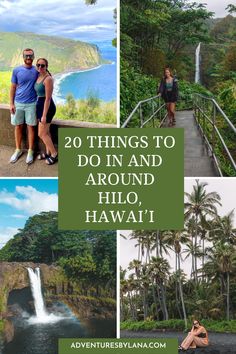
[120,2,236,174]
[121,320,236,333]
[0,71,11,104]
[0,212,116,297]
[121,181,236,324]
[56,94,116,124]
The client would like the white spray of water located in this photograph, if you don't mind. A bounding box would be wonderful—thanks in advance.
[27,267,63,324]
[195,42,201,83]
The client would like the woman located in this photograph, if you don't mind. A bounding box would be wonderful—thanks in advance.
[179,320,209,351]
[159,67,178,127]
[35,58,57,165]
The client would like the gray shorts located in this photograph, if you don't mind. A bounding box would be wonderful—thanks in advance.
[11,101,37,126]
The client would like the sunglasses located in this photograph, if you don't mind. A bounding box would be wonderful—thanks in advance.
[193,322,199,325]
[23,54,34,59]
[36,64,46,68]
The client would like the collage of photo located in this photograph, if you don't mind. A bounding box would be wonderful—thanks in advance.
[0,0,236,354]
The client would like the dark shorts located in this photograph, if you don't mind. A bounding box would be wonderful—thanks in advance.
[36,97,56,123]
[164,91,177,103]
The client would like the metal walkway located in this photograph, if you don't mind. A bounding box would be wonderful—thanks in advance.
[171,110,218,177]
[122,93,236,177]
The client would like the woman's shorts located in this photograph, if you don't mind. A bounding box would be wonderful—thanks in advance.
[36,97,56,123]
[165,91,177,103]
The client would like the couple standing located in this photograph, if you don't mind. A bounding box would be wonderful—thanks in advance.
[10,48,57,165]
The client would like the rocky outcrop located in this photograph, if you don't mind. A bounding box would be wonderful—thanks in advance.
[3,320,14,343]
[0,32,107,73]
[0,262,63,318]
[54,295,116,320]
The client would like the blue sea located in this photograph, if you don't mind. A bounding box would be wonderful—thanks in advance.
[53,40,116,103]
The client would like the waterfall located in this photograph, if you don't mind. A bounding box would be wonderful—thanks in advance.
[195,42,201,83]
[27,267,48,320]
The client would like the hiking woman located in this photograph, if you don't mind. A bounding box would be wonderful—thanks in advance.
[159,67,178,127]
[35,58,57,165]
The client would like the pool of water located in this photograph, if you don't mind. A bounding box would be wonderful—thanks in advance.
[2,302,116,354]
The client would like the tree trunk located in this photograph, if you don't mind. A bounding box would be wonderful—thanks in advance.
[202,237,205,281]
[143,287,148,320]
[156,284,165,320]
[227,272,230,321]
[160,283,169,320]
[156,231,160,257]
[178,253,188,329]
[194,215,198,283]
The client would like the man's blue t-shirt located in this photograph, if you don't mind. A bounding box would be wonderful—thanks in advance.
[11,65,38,103]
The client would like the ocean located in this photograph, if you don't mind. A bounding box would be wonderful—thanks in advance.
[53,40,116,104]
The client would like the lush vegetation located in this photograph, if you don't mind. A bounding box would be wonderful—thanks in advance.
[0,212,116,298]
[0,73,116,124]
[120,0,236,174]
[121,320,236,333]
[56,94,116,124]
[0,71,11,104]
[0,32,103,73]
[121,181,236,329]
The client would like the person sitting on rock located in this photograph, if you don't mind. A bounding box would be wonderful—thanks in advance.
[179,320,209,351]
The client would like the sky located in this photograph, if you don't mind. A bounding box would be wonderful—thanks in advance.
[0,0,116,41]
[194,0,232,18]
[120,178,236,277]
[0,179,58,249]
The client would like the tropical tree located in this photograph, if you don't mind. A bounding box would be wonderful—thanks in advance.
[185,180,221,282]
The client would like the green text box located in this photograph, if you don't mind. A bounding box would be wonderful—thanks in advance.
[59,128,184,230]
[59,338,178,354]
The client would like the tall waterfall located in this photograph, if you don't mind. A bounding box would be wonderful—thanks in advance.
[195,42,201,83]
[27,267,48,320]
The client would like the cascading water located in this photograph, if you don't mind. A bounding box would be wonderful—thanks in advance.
[27,267,48,319]
[27,267,62,324]
[195,42,201,83]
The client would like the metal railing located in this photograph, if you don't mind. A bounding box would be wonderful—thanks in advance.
[121,94,167,128]
[193,93,236,176]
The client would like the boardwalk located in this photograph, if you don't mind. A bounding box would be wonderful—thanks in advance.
[171,110,218,177]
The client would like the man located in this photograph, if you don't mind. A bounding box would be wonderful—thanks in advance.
[10,48,38,164]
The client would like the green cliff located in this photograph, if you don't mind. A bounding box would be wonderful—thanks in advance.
[0,32,105,73]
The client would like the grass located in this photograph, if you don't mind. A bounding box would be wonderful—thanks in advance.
[121,320,236,333]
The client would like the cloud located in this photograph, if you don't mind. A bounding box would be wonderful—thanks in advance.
[0,0,116,40]
[0,186,58,215]
[0,226,18,249]
[11,214,27,219]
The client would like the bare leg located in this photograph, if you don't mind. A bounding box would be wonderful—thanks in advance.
[38,123,57,157]
[15,125,24,149]
[181,333,196,350]
[166,103,172,126]
[170,102,176,124]
[181,334,208,350]
[27,125,35,150]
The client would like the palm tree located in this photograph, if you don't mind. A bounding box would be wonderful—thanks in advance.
[148,256,170,320]
[163,230,188,328]
[182,241,202,279]
[185,180,221,283]
[210,211,236,245]
[205,243,236,320]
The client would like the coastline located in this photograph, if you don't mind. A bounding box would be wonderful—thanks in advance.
[53,64,102,104]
